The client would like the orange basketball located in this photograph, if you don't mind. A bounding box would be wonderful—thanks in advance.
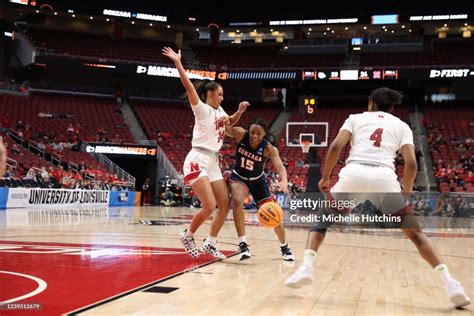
[257,201,284,228]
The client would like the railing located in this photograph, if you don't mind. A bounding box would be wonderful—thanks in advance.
[140,139,157,146]
[27,140,45,159]
[32,166,44,174]
[51,152,61,166]
[68,161,78,173]
[6,157,17,172]
[29,82,115,98]
[8,129,23,144]
[83,142,136,187]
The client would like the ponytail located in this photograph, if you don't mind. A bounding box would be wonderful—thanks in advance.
[180,79,222,103]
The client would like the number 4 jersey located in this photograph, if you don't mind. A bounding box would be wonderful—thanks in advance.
[340,111,413,170]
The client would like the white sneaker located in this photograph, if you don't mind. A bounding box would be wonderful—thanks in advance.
[285,265,314,288]
[179,229,199,259]
[200,239,226,260]
[445,279,471,308]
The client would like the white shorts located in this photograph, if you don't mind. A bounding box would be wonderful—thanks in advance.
[330,163,406,214]
[331,163,401,193]
[183,148,223,186]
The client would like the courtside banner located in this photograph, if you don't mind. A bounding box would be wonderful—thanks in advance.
[109,191,139,207]
[0,187,8,210]
[6,188,110,208]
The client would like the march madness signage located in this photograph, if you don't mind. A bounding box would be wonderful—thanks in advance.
[7,188,110,208]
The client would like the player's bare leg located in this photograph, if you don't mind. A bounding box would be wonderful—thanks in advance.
[274,224,294,261]
[231,182,251,260]
[403,227,471,308]
[189,177,217,232]
[285,226,329,288]
[197,179,229,259]
[179,177,216,259]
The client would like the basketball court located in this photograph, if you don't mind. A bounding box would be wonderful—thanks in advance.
[1,205,472,315]
[1,1,473,315]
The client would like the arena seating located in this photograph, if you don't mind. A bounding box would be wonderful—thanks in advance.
[132,100,282,171]
[29,28,473,70]
[190,45,346,69]
[28,28,174,64]
[0,93,133,143]
[424,103,474,192]
[3,136,52,178]
[0,93,133,176]
[274,106,409,189]
[360,39,474,67]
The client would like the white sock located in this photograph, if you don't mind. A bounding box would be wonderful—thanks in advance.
[185,229,194,238]
[303,249,316,268]
[280,242,288,248]
[207,235,217,245]
[434,263,454,283]
[239,236,247,243]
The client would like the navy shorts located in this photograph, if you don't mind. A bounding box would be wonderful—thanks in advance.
[230,173,273,207]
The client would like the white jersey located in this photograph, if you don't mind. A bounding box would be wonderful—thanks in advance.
[340,111,413,170]
[191,100,228,152]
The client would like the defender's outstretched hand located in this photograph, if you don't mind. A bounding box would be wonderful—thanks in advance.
[238,101,250,113]
[162,47,181,64]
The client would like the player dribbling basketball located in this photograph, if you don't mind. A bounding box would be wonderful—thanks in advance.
[226,119,294,261]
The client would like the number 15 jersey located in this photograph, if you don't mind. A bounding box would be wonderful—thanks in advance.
[233,133,268,179]
[340,111,413,170]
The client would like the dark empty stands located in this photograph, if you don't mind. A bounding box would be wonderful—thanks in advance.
[360,39,474,67]
[29,28,174,64]
[190,45,346,69]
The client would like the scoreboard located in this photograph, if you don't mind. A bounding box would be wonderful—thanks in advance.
[299,95,317,115]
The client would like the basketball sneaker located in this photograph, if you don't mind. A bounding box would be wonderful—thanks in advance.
[280,244,295,261]
[285,265,314,288]
[179,229,199,259]
[445,279,471,308]
[200,239,226,260]
[238,242,251,261]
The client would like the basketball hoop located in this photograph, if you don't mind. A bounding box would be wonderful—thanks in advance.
[300,141,312,153]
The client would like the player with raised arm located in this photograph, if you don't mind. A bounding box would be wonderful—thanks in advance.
[162,47,249,259]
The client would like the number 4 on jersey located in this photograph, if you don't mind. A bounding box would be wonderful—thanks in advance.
[370,128,383,147]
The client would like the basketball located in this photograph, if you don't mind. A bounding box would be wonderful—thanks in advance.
[257,202,284,228]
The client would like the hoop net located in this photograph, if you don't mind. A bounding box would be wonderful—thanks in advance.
[300,141,312,153]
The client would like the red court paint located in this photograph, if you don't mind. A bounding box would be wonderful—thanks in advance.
[0,241,235,315]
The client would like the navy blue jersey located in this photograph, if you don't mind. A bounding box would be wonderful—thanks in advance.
[233,133,268,179]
